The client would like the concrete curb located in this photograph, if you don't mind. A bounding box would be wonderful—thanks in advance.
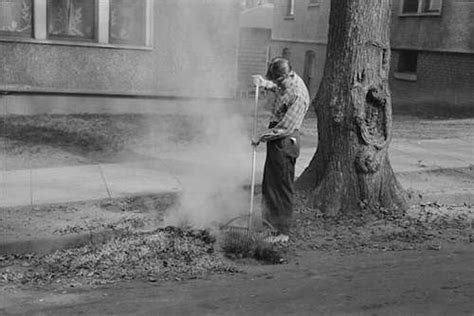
[1,168,472,255]
[0,192,181,256]
[0,229,122,255]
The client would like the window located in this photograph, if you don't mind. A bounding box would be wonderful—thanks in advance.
[395,50,418,81]
[303,50,315,87]
[400,0,442,15]
[308,0,320,6]
[285,0,295,17]
[0,0,33,38]
[402,0,419,13]
[110,0,146,46]
[282,47,291,61]
[47,0,97,41]
[398,50,418,73]
[0,0,153,49]
[423,0,443,12]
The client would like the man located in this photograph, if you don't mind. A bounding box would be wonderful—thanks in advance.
[252,57,310,243]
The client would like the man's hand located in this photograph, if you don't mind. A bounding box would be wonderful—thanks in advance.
[252,75,266,87]
[251,137,260,147]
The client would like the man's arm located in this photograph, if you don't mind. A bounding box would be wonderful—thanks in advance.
[259,95,308,142]
[252,75,277,90]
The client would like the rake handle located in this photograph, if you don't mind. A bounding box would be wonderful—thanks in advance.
[248,84,259,230]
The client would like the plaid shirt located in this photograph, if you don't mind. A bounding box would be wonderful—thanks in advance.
[261,71,310,142]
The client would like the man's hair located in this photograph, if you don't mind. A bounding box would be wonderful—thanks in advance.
[266,57,292,82]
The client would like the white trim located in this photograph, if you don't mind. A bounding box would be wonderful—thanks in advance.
[0,37,152,51]
[399,12,442,16]
[392,46,474,54]
[98,0,110,44]
[288,0,295,15]
[417,0,423,13]
[34,0,47,40]
[0,84,234,99]
[399,0,443,16]
[272,37,327,45]
[393,72,417,81]
[146,0,154,48]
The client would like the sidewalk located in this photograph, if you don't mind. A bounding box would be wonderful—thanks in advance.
[2,137,471,208]
[0,136,472,254]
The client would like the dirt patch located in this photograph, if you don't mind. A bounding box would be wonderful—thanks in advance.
[291,192,474,254]
[0,193,177,249]
[399,166,474,205]
[2,243,473,315]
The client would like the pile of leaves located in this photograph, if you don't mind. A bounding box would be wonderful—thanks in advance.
[291,192,474,253]
[52,215,149,235]
[0,227,237,287]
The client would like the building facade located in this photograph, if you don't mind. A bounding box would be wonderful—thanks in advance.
[238,3,273,95]
[268,0,474,112]
[0,0,240,99]
[390,0,474,112]
[270,0,329,99]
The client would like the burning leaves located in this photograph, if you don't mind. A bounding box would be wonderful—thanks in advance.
[0,227,237,287]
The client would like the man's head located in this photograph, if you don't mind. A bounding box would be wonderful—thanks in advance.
[266,57,292,85]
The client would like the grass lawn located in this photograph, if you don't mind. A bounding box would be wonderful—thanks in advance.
[1,99,473,171]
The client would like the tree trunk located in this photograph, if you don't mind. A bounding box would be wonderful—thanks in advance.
[296,0,408,216]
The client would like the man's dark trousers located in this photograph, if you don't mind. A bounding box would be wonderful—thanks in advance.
[262,129,300,234]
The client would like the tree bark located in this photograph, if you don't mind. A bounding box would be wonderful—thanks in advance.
[296,0,408,216]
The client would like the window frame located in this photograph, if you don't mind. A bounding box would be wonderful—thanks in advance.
[0,0,35,38]
[302,50,316,86]
[109,0,149,47]
[394,49,418,81]
[282,47,291,61]
[0,0,154,50]
[46,0,99,43]
[284,0,295,19]
[399,0,443,16]
[308,0,320,8]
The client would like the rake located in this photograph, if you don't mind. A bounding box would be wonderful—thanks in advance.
[220,84,275,250]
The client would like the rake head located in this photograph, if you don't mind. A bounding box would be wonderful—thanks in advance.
[219,216,284,263]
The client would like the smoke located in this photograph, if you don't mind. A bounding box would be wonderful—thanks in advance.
[1,0,255,229]
[161,101,254,229]
[156,1,254,229]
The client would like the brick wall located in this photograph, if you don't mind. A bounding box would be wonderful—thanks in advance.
[237,28,271,95]
[390,50,474,114]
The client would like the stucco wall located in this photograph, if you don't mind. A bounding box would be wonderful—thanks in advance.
[0,0,240,98]
[269,0,329,100]
[272,0,329,43]
[391,0,474,53]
